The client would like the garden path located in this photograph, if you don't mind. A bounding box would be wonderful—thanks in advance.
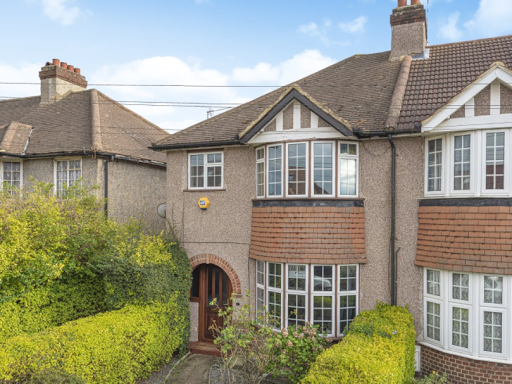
[167,354,217,384]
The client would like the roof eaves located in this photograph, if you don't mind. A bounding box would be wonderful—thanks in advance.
[150,140,241,151]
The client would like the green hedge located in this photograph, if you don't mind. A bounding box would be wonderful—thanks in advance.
[303,302,416,384]
[0,299,185,384]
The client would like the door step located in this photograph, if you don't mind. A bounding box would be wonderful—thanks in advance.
[189,342,221,357]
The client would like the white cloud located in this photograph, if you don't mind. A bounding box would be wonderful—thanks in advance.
[0,62,41,99]
[339,16,367,34]
[298,22,321,38]
[297,20,349,46]
[39,0,84,26]
[438,12,463,42]
[231,49,336,86]
[464,0,512,36]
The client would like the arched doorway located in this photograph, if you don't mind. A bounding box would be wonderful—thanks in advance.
[191,264,233,342]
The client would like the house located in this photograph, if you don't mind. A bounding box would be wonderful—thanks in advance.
[0,59,168,233]
[152,1,512,382]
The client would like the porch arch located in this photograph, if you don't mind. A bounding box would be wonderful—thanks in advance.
[189,254,242,294]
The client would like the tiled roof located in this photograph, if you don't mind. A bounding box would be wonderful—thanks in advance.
[398,35,512,130]
[154,51,402,148]
[0,90,167,163]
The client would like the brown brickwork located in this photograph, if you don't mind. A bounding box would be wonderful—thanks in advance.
[415,205,512,274]
[250,205,366,264]
[190,254,242,294]
[390,4,426,27]
[421,345,512,384]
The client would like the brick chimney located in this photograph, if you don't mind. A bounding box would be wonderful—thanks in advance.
[39,59,87,103]
[389,0,427,61]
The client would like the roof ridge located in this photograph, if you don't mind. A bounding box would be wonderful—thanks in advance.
[427,34,512,49]
[90,89,103,151]
[385,56,412,129]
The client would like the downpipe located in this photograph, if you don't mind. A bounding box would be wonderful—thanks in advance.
[388,134,397,306]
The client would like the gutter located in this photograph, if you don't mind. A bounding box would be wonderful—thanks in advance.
[150,140,241,151]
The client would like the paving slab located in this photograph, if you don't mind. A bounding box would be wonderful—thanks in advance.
[167,354,217,384]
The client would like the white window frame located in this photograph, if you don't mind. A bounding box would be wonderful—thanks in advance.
[256,260,265,315]
[424,298,443,346]
[481,130,509,196]
[285,142,309,198]
[311,292,335,337]
[448,303,473,354]
[54,157,82,195]
[338,141,359,198]
[450,272,472,304]
[285,264,308,329]
[256,147,265,198]
[0,159,23,193]
[450,131,476,196]
[267,144,284,198]
[479,308,507,360]
[311,141,335,198]
[187,152,224,190]
[424,136,445,196]
[425,268,442,299]
[338,264,359,337]
[480,275,507,309]
[267,262,283,330]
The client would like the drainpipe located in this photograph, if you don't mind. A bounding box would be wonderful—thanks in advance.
[388,134,397,306]
[104,156,114,214]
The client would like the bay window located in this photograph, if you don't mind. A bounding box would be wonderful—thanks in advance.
[286,143,307,197]
[312,142,334,197]
[453,134,471,191]
[485,132,505,191]
[188,152,223,189]
[268,145,283,197]
[256,148,265,197]
[423,269,512,361]
[256,261,359,336]
[1,160,22,195]
[427,138,443,192]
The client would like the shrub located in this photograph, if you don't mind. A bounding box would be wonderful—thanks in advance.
[0,299,185,384]
[303,302,416,384]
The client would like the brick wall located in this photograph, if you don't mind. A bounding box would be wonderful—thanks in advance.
[390,4,426,27]
[250,204,366,264]
[415,203,512,274]
[421,345,512,384]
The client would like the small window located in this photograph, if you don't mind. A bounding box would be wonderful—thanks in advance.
[56,159,81,196]
[339,142,358,196]
[426,270,441,296]
[312,142,334,196]
[452,306,469,349]
[426,301,441,341]
[484,276,503,305]
[267,262,282,329]
[286,264,308,328]
[427,138,443,192]
[256,148,265,197]
[286,143,307,197]
[452,273,469,301]
[190,267,201,299]
[483,311,502,353]
[1,161,22,195]
[485,132,505,190]
[256,260,265,315]
[256,260,265,286]
[267,145,283,197]
[188,152,223,189]
[453,134,471,191]
[312,295,333,335]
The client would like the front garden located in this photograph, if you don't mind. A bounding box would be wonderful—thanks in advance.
[0,182,191,383]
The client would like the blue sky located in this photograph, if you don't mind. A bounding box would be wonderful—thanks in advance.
[1,0,511,133]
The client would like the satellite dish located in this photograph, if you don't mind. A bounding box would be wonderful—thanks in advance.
[157,203,166,218]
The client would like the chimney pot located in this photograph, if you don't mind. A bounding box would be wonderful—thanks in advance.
[61,62,68,69]
[52,59,60,66]
[411,0,421,4]
[68,65,74,71]
[398,0,407,6]
[74,68,81,74]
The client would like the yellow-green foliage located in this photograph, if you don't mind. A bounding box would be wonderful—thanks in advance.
[0,299,185,384]
[303,302,416,384]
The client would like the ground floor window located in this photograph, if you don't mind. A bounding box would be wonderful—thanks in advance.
[423,268,511,361]
[1,160,22,195]
[256,261,359,337]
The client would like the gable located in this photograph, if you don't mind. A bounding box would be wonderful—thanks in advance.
[240,89,353,145]
[423,63,512,132]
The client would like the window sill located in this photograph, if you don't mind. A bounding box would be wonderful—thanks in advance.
[253,197,364,202]
[184,188,226,193]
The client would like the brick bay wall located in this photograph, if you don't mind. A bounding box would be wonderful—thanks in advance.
[250,200,366,264]
[421,345,512,384]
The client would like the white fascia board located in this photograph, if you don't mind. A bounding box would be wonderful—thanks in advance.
[422,66,512,132]
[431,113,512,132]
[248,128,345,145]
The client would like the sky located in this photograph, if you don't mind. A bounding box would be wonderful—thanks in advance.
[1,0,512,134]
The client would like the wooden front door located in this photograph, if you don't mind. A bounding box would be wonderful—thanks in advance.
[201,265,232,341]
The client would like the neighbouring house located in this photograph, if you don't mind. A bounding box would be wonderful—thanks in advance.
[152,1,512,382]
[0,59,168,233]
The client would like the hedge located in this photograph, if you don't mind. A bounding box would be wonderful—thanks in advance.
[303,302,416,384]
[0,299,185,384]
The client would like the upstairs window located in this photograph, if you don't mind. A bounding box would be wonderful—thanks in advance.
[55,159,81,196]
[267,145,283,197]
[286,143,307,197]
[256,148,265,197]
[1,161,22,195]
[188,152,223,189]
[453,134,471,191]
[339,143,358,197]
[427,138,443,192]
[312,142,334,197]
[485,132,505,190]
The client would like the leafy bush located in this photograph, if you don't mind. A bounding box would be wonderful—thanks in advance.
[415,372,450,383]
[0,300,185,384]
[303,302,416,384]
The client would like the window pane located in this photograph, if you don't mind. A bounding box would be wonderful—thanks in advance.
[256,148,265,197]
[454,135,470,191]
[452,307,469,348]
[484,276,503,304]
[339,294,357,335]
[313,265,333,292]
[207,166,222,187]
[256,260,264,286]
[287,293,306,328]
[268,146,282,196]
[287,143,307,196]
[190,155,204,188]
[483,312,502,353]
[427,301,441,341]
[288,264,307,291]
[339,158,357,196]
[268,263,282,289]
[427,270,441,296]
[485,132,505,190]
[268,291,282,328]
[313,143,333,195]
[340,265,357,292]
[313,295,332,335]
[427,139,442,192]
[256,287,265,314]
[452,273,469,301]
